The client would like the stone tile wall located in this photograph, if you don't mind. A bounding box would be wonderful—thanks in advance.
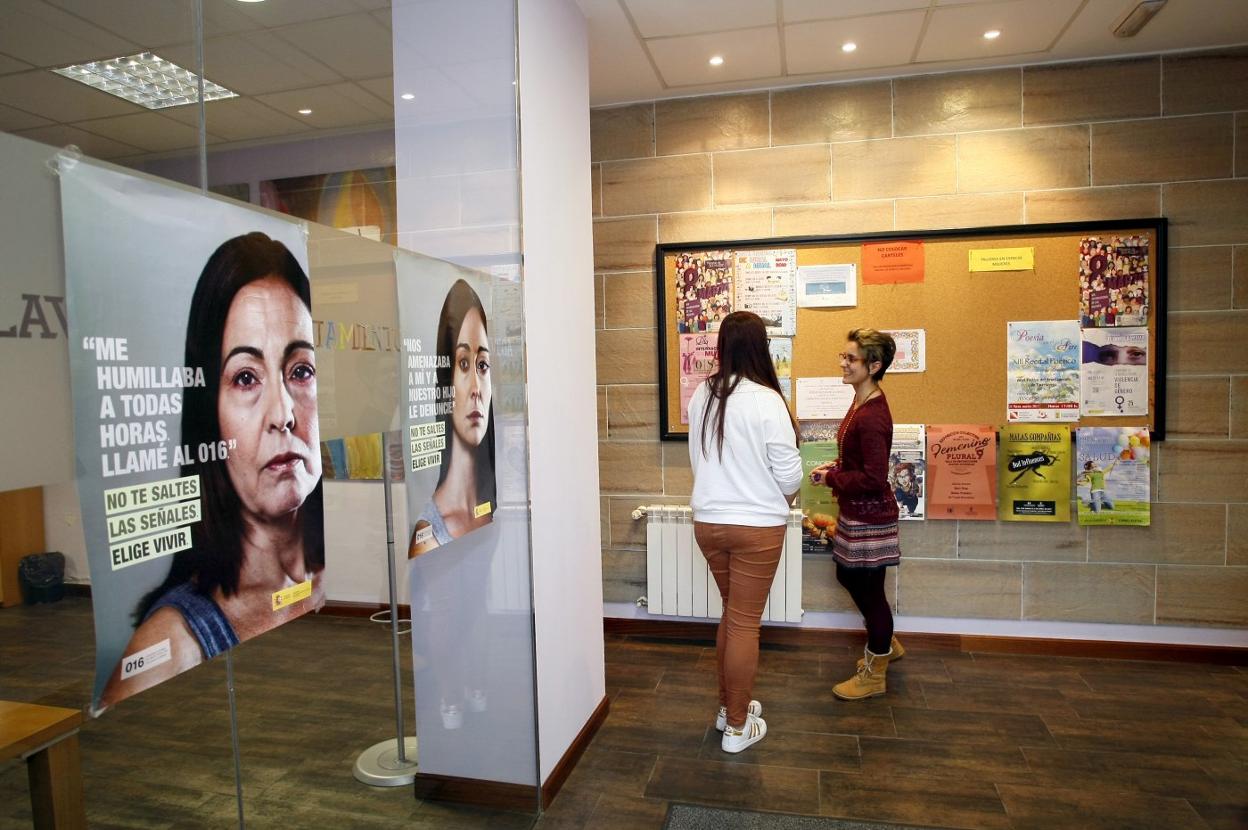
[591,49,1248,629]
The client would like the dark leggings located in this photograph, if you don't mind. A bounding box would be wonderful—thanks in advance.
[836,564,893,655]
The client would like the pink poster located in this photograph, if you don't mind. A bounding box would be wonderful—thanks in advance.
[679,333,718,424]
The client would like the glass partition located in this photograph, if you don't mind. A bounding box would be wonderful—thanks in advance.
[0,0,539,821]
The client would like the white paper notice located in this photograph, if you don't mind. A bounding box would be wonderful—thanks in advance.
[797,377,855,420]
[884,329,925,373]
[735,249,797,335]
[797,264,857,308]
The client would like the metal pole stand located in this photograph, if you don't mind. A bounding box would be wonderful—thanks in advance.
[354,431,419,786]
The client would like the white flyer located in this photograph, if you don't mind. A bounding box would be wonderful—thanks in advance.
[735,249,797,336]
[796,377,855,420]
[797,263,857,308]
[883,329,925,373]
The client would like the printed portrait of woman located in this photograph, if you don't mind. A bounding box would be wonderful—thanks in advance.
[101,232,324,707]
[408,278,497,557]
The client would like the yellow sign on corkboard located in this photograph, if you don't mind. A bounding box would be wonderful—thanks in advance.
[969,247,1035,271]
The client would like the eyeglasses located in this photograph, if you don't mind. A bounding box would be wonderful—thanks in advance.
[837,352,863,364]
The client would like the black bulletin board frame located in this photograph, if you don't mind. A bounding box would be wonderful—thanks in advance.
[655,218,1168,441]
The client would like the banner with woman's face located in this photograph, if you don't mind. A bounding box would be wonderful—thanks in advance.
[60,161,321,712]
[395,256,499,558]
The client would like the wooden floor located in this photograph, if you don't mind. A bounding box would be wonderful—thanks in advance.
[2,598,1245,829]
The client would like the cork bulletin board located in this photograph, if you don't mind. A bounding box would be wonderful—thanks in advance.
[656,219,1167,441]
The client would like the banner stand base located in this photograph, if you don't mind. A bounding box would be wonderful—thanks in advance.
[354,737,419,787]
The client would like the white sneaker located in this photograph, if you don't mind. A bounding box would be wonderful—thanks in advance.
[721,713,767,754]
[715,700,762,731]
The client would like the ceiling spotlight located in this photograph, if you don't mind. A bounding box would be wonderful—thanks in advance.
[400,93,415,100]
[708,55,724,66]
[298,108,312,115]
[1112,0,1167,38]
[983,29,1001,40]
[841,42,857,53]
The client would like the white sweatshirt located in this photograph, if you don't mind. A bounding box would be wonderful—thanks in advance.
[687,377,803,526]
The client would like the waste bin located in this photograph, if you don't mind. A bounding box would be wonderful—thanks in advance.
[18,551,65,604]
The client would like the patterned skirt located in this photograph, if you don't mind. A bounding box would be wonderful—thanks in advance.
[831,515,900,568]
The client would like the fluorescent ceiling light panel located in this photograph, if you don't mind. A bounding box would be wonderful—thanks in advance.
[53,53,237,110]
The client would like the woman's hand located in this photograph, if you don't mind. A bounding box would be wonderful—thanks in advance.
[809,461,839,486]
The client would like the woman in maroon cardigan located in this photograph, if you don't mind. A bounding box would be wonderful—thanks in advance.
[810,328,904,700]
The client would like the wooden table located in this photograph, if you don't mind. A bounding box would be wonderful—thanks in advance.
[0,700,86,829]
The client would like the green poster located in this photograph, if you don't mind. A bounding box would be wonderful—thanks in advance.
[799,420,839,553]
[998,425,1072,522]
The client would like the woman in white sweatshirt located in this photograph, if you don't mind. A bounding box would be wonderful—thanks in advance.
[688,311,802,753]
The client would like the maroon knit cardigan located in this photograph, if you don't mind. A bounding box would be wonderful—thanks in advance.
[826,394,900,525]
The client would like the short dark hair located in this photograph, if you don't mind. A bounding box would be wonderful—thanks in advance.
[847,328,896,382]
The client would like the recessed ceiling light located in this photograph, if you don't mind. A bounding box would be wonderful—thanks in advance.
[298,108,312,115]
[841,42,857,53]
[708,55,724,66]
[400,93,415,100]
[52,52,237,110]
[983,29,1001,40]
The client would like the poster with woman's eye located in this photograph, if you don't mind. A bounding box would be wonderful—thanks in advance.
[60,161,320,713]
[396,253,498,558]
[1080,327,1147,416]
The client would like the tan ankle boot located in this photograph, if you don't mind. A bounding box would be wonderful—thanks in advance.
[835,647,890,701]
[856,635,905,670]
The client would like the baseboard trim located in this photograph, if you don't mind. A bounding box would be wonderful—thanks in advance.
[412,772,538,812]
[540,695,610,810]
[603,617,1248,665]
[319,600,412,620]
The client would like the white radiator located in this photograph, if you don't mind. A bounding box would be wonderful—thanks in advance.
[636,506,804,624]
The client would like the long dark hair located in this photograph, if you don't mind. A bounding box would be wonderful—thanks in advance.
[135,233,324,623]
[699,311,798,459]
[434,279,496,509]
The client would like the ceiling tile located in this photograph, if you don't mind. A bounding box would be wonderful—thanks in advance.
[160,31,344,96]
[649,27,781,88]
[0,101,52,131]
[1050,0,1248,60]
[256,82,392,130]
[916,0,1083,64]
[784,0,930,24]
[74,111,204,152]
[623,0,777,38]
[272,13,393,80]
[0,53,33,75]
[14,122,142,160]
[356,76,394,107]
[578,0,663,104]
[161,96,313,142]
[0,0,138,68]
[0,70,143,121]
[41,0,258,48]
[785,11,927,75]
[232,0,372,28]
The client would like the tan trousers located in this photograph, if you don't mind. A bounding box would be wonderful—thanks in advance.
[694,521,785,728]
